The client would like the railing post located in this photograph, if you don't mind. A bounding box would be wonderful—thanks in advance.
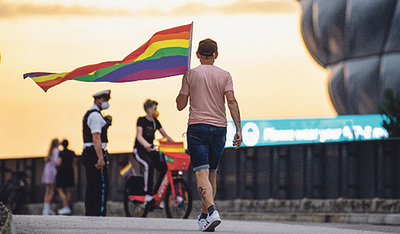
[236,148,242,198]
[320,144,327,199]
[340,143,348,198]
[252,148,258,199]
[271,147,279,198]
[376,141,384,197]
[31,158,37,203]
[304,145,312,198]
[283,147,290,199]
[395,141,400,197]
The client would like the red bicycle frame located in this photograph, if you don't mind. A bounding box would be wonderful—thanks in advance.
[128,168,179,206]
[128,142,190,206]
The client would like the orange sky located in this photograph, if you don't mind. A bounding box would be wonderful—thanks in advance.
[0,0,336,158]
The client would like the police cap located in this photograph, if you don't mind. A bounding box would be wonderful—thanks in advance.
[92,90,111,100]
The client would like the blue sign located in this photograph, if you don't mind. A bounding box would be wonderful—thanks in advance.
[226,115,389,147]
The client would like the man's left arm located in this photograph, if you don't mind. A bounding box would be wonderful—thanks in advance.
[226,90,242,149]
[159,128,174,142]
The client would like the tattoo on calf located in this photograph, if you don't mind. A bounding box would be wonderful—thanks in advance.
[198,187,207,200]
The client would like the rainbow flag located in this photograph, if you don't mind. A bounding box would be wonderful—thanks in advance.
[24,23,193,92]
[120,162,133,178]
[159,141,186,153]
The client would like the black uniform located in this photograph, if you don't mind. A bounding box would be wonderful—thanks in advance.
[81,107,110,216]
[133,117,167,195]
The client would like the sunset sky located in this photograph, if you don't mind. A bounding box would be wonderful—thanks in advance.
[0,0,336,158]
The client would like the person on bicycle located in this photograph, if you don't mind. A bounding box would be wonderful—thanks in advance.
[176,38,242,231]
[133,99,173,204]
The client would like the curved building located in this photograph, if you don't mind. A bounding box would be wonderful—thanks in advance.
[298,0,400,114]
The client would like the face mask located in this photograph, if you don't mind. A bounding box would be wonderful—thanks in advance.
[152,110,159,118]
[101,101,109,110]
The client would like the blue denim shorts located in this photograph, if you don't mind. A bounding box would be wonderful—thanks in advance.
[187,123,227,172]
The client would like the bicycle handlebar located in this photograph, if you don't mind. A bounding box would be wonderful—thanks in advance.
[150,145,157,151]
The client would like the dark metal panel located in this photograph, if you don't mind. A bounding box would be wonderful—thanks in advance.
[304,145,313,198]
[217,148,238,200]
[324,144,340,198]
[359,142,377,198]
[255,147,270,199]
[288,145,306,199]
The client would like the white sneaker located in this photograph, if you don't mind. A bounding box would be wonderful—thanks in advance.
[144,194,154,205]
[58,207,72,215]
[202,211,221,232]
[159,201,165,209]
[42,208,56,215]
[197,215,207,231]
[144,194,156,211]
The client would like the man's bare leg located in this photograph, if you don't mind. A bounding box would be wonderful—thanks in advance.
[195,169,214,214]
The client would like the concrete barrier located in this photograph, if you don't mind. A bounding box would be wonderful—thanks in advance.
[14,198,400,226]
[0,203,16,234]
[218,198,400,213]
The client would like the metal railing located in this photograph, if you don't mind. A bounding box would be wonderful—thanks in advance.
[1,138,399,205]
[216,138,400,200]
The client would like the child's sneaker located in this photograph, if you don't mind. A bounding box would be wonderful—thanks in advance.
[159,201,165,209]
[144,194,155,211]
[144,194,154,204]
[202,210,221,232]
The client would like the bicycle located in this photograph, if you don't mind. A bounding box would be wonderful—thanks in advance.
[123,141,193,219]
[0,167,28,213]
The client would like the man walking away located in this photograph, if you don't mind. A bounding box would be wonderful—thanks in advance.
[176,39,242,232]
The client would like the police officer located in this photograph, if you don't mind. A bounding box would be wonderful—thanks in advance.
[81,90,112,216]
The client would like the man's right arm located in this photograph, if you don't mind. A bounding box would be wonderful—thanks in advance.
[176,72,189,111]
[225,90,242,148]
[176,94,188,111]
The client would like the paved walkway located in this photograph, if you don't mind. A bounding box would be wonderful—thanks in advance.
[13,215,400,234]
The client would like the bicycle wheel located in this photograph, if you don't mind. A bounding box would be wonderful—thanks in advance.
[164,178,192,219]
[123,176,148,217]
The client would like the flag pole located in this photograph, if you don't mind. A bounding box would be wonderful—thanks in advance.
[187,21,194,70]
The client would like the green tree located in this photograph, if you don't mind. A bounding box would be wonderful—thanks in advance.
[379,88,400,137]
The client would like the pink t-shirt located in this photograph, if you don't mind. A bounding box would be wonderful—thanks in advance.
[179,65,234,127]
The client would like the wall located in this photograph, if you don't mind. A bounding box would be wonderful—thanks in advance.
[1,138,400,209]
